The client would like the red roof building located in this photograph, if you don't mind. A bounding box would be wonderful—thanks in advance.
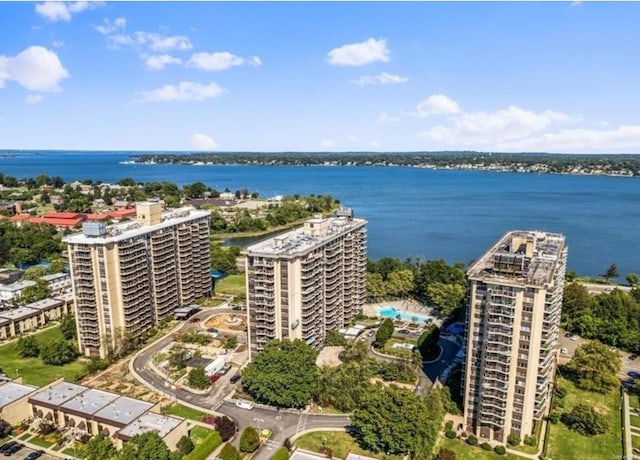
[108,209,137,219]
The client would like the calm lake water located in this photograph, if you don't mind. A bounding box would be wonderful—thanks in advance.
[1,151,638,277]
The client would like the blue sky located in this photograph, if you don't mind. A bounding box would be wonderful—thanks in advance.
[1,1,640,153]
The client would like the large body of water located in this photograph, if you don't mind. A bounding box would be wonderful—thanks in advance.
[1,151,638,277]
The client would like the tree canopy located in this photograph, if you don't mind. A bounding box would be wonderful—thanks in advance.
[239,426,260,453]
[83,434,117,460]
[40,339,78,366]
[17,335,40,358]
[561,403,609,436]
[374,318,394,348]
[241,339,318,408]
[563,341,621,393]
[118,431,170,460]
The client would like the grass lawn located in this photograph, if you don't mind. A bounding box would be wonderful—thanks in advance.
[630,393,640,409]
[214,274,246,297]
[18,433,32,440]
[0,326,87,386]
[437,438,521,460]
[29,437,54,448]
[162,403,208,421]
[546,377,621,460]
[510,420,540,455]
[631,414,640,428]
[632,435,640,449]
[383,338,416,360]
[294,431,401,460]
[184,430,222,460]
[190,426,214,444]
[62,446,84,459]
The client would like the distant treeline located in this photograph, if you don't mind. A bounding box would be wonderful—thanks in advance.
[132,152,640,176]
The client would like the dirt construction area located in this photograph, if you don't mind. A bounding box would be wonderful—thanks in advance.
[203,313,246,333]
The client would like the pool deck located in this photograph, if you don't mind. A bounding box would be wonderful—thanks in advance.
[364,299,431,319]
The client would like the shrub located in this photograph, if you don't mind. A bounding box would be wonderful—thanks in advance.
[218,443,241,460]
[523,435,537,447]
[507,433,521,446]
[177,435,194,455]
[481,442,492,451]
[547,411,560,424]
[561,403,609,436]
[40,339,78,365]
[187,367,211,390]
[216,416,236,442]
[38,421,56,436]
[17,335,40,358]
[184,431,222,460]
[0,419,11,438]
[436,448,456,460]
[466,434,478,446]
[445,430,457,439]
[239,426,260,453]
[494,445,506,455]
[271,446,290,460]
[554,384,568,399]
[444,420,454,431]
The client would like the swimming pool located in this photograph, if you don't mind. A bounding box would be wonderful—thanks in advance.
[377,306,432,324]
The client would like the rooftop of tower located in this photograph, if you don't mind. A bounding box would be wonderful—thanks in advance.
[467,230,566,287]
[244,216,367,257]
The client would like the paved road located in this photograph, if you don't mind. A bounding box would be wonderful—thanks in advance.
[131,306,351,458]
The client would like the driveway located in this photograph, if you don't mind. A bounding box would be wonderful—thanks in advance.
[423,337,461,383]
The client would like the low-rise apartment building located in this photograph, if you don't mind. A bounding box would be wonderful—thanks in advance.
[463,230,567,443]
[0,295,74,341]
[64,202,211,358]
[244,213,367,357]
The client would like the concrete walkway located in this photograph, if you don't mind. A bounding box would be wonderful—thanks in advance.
[623,389,640,460]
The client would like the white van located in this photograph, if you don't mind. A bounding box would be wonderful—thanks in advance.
[235,401,254,411]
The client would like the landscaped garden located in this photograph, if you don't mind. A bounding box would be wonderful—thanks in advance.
[213,274,246,298]
[161,403,208,422]
[294,431,401,460]
[0,326,87,386]
[437,438,521,460]
[382,338,417,360]
[545,377,622,460]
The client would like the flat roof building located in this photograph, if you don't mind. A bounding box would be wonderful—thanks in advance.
[117,412,183,441]
[244,214,367,357]
[0,381,38,424]
[64,203,212,357]
[463,230,567,444]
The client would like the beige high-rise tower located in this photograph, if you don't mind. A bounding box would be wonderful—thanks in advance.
[64,203,211,358]
[244,213,367,358]
[463,230,567,443]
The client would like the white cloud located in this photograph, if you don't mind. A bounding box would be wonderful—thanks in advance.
[52,40,64,48]
[105,31,192,52]
[497,125,640,153]
[353,72,408,86]
[377,111,400,123]
[25,94,43,104]
[94,17,126,35]
[414,94,461,117]
[191,133,217,150]
[143,54,181,70]
[135,81,225,103]
[187,52,262,71]
[0,46,69,92]
[327,38,390,66]
[35,1,101,22]
[423,105,575,146]
[320,139,336,149]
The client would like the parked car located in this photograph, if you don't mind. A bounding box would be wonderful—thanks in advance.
[25,451,44,460]
[630,354,638,361]
[570,335,580,341]
[207,328,219,334]
[230,373,241,384]
[235,401,254,410]
[628,371,640,379]
[398,329,410,335]
[219,363,232,375]
[189,317,201,323]
[209,373,221,384]
[561,347,568,355]
[3,443,23,456]
[368,330,375,337]
[231,305,243,311]
[0,442,17,454]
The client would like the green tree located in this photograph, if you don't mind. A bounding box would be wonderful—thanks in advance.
[60,314,77,340]
[118,431,170,460]
[40,339,78,365]
[49,258,67,274]
[374,318,394,348]
[17,335,40,358]
[426,282,465,316]
[416,325,440,360]
[271,446,290,460]
[436,448,457,460]
[239,426,261,453]
[242,339,318,408]
[23,265,48,280]
[218,443,241,460]
[603,263,619,282]
[20,279,51,304]
[168,348,187,370]
[314,361,373,412]
[324,330,347,347]
[187,367,211,390]
[183,182,207,199]
[215,416,237,442]
[351,385,441,458]
[176,435,194,455]
[366,272,386,301]
[563,341,621,393]
[117,177,137,187]
[83,434,118,460]
[626,273,640,286]
[385,269,415,298]
[561,403,609,436]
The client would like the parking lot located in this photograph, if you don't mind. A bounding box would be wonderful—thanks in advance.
[0,442,61,460]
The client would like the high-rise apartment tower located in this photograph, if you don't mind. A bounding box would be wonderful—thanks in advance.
[463,230,567,442]
[64,203,211,357]
[244,213,367,358]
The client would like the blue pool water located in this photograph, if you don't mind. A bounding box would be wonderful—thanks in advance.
[378,306,432,324]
